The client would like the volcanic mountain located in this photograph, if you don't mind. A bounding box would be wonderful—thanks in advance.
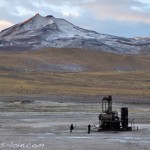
[0,14,150,54]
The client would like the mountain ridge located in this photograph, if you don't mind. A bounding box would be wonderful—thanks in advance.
[0,14,150,54]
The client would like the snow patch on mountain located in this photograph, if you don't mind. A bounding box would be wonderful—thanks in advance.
[0,14,150,54]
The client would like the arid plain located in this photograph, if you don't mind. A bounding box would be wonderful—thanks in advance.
[0,48,150,150]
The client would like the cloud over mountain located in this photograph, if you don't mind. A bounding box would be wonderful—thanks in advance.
[0,0,150,37]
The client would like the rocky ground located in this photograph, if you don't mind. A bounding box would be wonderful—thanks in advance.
[0,95,149,150]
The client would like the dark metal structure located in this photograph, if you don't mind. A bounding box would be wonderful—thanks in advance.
[98,95,132,131]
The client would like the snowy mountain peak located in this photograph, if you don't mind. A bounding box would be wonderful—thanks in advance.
[0,14,150,54]
[0,14,55,37]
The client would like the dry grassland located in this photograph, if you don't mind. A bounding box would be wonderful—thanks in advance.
[0,70,149,98]
[0,48,150,98]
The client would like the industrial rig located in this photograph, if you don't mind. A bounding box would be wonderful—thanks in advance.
[98,95,133,131]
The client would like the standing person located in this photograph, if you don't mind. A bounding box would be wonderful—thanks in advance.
[70,124,74,132]
[88,124,91,134]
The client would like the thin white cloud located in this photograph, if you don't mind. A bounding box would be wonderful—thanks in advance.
[83,0,150,23]
[0,0,150,37]
[39,3,82,18]
[136,0,150,4]
[0,1,8,7]
[59,6,81,18]
[12,6,34,16]
[1,0,149,22]
[63,12,80,17]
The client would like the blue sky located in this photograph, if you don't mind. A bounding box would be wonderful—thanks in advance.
[0,0,150,37]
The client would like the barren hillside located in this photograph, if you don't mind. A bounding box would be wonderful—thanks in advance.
[0,48,150,72]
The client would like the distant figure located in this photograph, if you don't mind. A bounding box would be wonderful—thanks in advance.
[88,124,91,134]
[70,124,74,132]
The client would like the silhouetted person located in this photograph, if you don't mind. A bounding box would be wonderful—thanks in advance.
[88,124,91,134]
[70,124,74,132]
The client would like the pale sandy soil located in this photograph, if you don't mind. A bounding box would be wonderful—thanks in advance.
[0,95,149,150]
